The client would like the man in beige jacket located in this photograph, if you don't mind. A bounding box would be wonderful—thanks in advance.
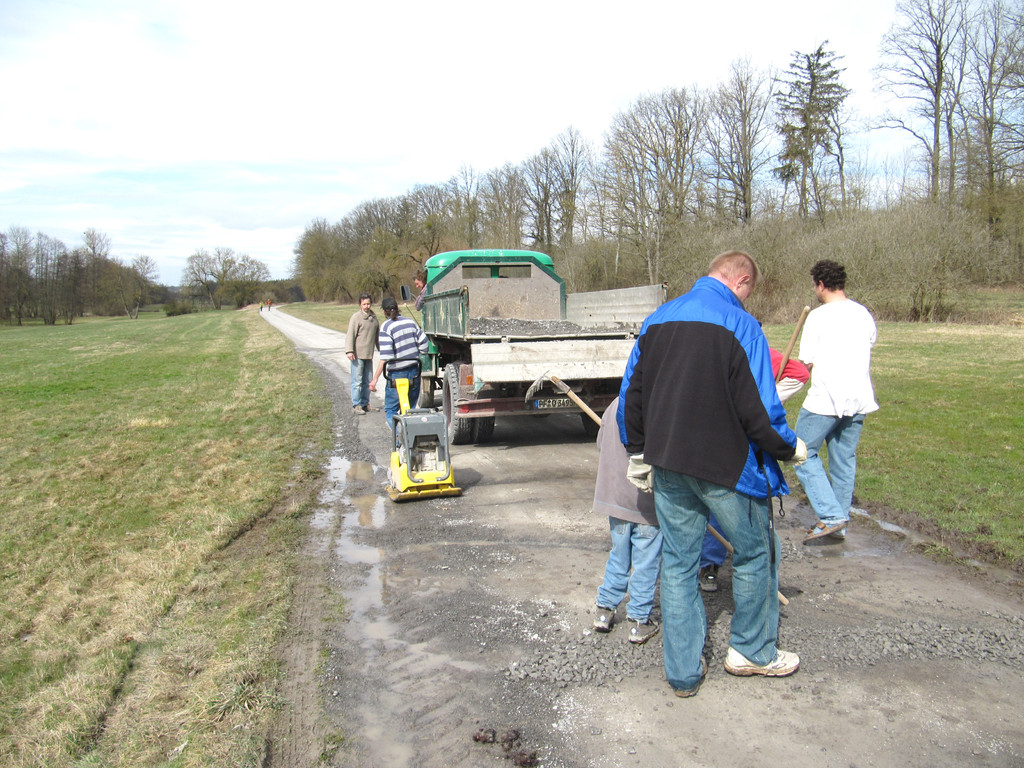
[345,293,379,414]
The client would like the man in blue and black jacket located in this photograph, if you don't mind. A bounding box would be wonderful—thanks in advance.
[617,250,807,698]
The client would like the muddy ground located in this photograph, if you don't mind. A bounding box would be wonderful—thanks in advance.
[259,307,1024,768]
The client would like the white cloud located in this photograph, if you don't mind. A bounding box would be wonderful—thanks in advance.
[0,0,906,284]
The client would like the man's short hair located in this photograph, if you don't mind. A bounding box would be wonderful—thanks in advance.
[359,292,373,302]
[708,250,760,286]
[810,260,846,291]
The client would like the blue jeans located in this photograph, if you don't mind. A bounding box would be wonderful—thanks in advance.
[700,514,729,568]
[794,410,866,525]
[653,466,780,691]
[384,367,421,430]
[350,358,372,408]
[596,517,663,622]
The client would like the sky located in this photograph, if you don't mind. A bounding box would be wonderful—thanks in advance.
[0,0,908,285]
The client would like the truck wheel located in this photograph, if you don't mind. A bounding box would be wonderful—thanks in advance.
[473,416,495,443]
[581,412,600,439]
[443,364,474,445]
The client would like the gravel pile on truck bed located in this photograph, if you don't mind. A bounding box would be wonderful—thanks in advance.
[467,317,638,337]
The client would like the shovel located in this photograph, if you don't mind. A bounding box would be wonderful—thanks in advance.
[525,371,603,427]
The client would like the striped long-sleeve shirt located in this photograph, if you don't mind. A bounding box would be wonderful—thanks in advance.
[378,315,428,372]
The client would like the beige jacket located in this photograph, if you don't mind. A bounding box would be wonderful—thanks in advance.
[345,309,379,359]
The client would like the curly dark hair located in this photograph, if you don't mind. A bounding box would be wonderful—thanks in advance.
[810,260,846,291]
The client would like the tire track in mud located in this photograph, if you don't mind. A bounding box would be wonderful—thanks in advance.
[262,462,342,767]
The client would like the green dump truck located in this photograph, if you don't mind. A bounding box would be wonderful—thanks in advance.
[414,249,666,444]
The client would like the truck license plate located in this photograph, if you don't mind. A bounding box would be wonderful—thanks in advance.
[534,397,573,410]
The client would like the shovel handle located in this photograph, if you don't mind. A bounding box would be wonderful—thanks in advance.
[549,375,604,426]
[776,306,811,383]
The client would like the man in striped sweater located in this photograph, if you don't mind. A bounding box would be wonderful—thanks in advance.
[370,297,429,430]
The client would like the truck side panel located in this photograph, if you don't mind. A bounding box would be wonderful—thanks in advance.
[421,287,469,338]
[565,283,668,327]
[468,338,635,385]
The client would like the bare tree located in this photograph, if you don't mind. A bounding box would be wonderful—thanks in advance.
[448,165,481,249]
[223,254,270,308]
[877,0,970,200]
[293,218,348,302]
[551,127,592,249]
[479,163,528,249]
[407,183,452,258]
[600,88,706,283]
[962,0,1024,223]
[706,58,775,222]
[524,147,559,252]
[112,256,156,318]
[182,248,268,309]
[5,227,34,324]
[183,249,224,309]
[34,233,70,325]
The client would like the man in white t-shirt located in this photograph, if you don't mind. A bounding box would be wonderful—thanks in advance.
[795,260,879,542]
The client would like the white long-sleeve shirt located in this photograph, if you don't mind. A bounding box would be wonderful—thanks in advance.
[799,299,879,417]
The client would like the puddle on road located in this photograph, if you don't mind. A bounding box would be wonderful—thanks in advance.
[312,450,478,651]
[799,507,909,558]
[307,450,483,766]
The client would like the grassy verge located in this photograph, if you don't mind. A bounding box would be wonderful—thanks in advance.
[769,321,1024,570]
[0,309,331,767]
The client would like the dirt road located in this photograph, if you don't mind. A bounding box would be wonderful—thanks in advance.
[260,307,1024,768]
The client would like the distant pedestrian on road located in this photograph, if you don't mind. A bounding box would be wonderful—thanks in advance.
[370,297,429,430]
[795,260,878,542]
[619,250,806,697]
[591,396,662,645]
[346,293,379,415]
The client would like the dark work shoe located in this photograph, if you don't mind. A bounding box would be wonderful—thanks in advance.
[627,618,660,645]
[699,565,719,592]
[593,605,615,633]
[673,657,708,698]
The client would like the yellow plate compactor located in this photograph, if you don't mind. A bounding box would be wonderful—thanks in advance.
[386,376,462,502]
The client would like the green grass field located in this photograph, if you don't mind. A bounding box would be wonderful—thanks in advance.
[771,321,1024,566]
[2,302,1022,766]
[0,310,330,767]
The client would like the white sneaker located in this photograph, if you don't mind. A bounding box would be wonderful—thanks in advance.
[724,646,800,677]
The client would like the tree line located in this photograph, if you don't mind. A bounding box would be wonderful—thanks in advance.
[0,227,163,325]
[294,0,1023,322]
[179,248,272,311]
[0,227,282,325]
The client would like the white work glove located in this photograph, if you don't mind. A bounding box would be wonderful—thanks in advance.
[626,454,653,493]
[785,438,808,466]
